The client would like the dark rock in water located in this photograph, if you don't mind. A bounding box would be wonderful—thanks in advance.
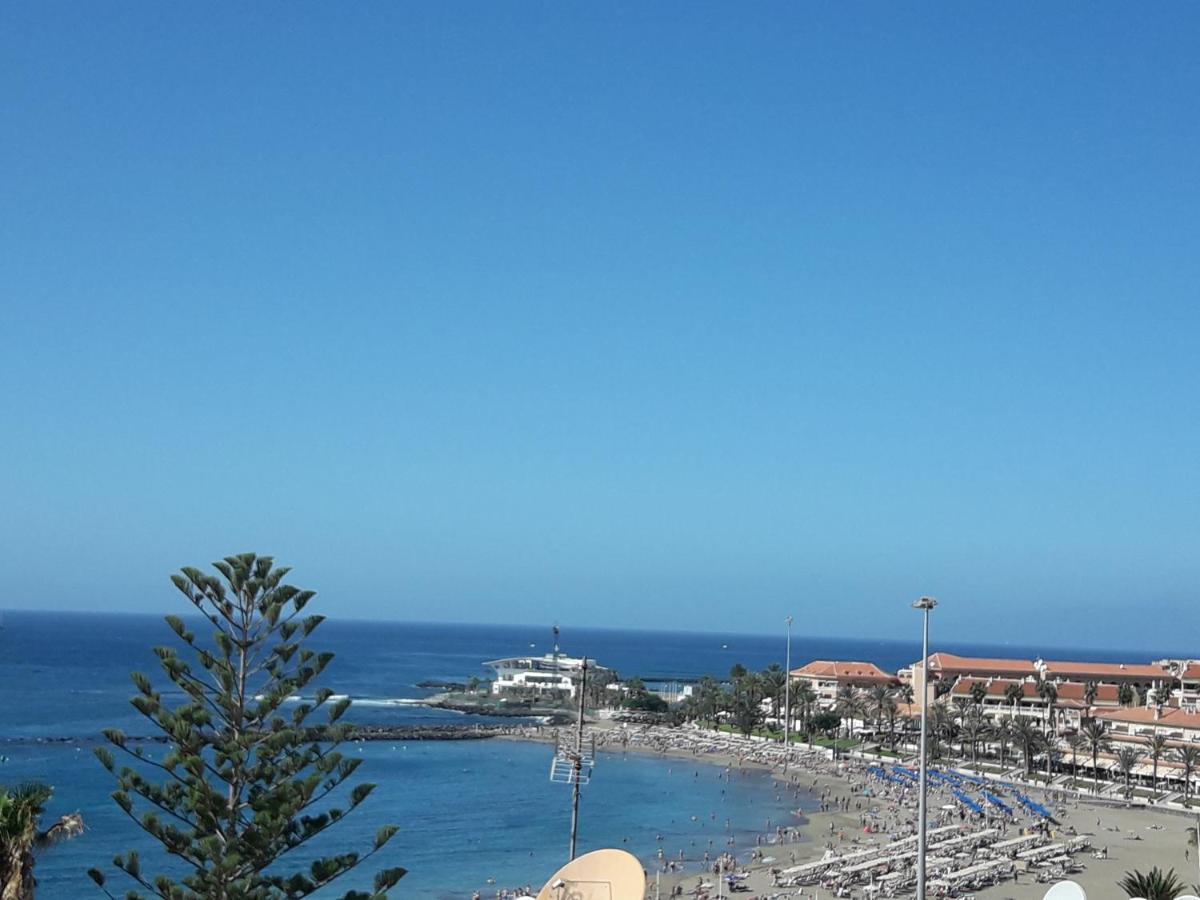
[343,724,521,741]
[415,680,467,691]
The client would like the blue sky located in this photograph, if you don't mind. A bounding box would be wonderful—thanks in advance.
[1,4,1197,649]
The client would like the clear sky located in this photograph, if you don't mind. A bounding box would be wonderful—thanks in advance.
[2,4,1197,650]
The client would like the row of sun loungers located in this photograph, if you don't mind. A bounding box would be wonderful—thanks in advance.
[778,826,1090,895]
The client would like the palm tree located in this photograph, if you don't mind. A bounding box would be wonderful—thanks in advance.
[1175,745,1200,805]
[696,675,722,729]
[1010,717,1045,776]
[728,663,749,718]
[834,685,863,752]
[951,695,971,723]
[794,682,817,738]
[960,710,990,767]
[1068,731,1087,785]
[969,680,988,710]
[867,684,895,742]
[994,718,1013,770]
[0,782,84,900]
[1039,681,1059,733]
[1147,734,1168,798]
[1004,682,1024,718]
[1116,746,1143,799]
[761,664,786,730]
[1082,719,1112,795]
[1117,866,1186,899]
[1084,680,1098,709]
[928,703,954,761]
[1118,682,1135,707]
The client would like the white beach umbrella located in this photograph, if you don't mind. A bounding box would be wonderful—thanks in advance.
[1042,881,1087,900]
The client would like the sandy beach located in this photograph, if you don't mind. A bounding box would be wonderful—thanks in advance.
[509,723,1200,899]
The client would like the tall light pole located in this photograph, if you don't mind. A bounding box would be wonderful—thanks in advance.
[912,596,937,900]
[784,615,794,750]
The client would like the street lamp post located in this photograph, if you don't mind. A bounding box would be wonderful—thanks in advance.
[784,615,794,751]
[912,596,938,900]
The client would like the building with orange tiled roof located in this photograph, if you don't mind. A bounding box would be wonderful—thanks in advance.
[910,651,1174,706]
[946,676,1120,730]
[1152,659,1200,708]
[789,660,898,707]
[1040,660,1169,683]
[1093,705,1200,744]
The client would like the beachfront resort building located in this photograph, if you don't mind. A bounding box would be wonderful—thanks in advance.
[484,652,613,700]
[1152,659,1200,709]
[946,677,1121,730]
[909,652,1173,707]
[1093,705,1200,743]
[789,660,898,708]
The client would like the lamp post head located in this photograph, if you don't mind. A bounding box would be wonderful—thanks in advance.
[912,596,938,611]
[785,615,794,627]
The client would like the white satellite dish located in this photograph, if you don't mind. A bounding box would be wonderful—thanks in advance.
[536,849,645,900]
[1176,896,1200,900]
[1042,882,1088,900]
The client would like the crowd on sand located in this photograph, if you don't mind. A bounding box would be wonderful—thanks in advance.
[491,722,1198,900]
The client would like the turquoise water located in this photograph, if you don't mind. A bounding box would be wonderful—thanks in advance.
[3,737,804,898]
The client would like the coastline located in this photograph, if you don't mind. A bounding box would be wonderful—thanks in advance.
[504,723,1200,899]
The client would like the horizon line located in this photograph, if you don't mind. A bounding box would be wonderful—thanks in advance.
[0,606,1186,662]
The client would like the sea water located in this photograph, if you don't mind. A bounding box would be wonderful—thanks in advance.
[0,610,1176,897]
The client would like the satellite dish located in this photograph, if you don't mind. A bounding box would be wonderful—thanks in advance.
[1177,896,1200,900]
[1042,882,1088,900]
[536,849,645,900]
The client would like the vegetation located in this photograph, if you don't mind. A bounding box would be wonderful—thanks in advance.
[1176,746,1200,805]
[1081,719,1112,795]
[1148,733,1168,796]
[0,783,83,900]
[620,679,668,713]
[1010,717,1045,775]
[1117,866,1186,899]
[90,553,405,900]
[1118,683,1135,707]
[1115,746,1143,799]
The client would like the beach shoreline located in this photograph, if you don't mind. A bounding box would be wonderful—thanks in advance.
[503,722,1200,899]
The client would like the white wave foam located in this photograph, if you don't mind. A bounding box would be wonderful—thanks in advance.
[262,694,424,707]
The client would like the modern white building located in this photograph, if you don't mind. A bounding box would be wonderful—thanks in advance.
[484,652,612,699]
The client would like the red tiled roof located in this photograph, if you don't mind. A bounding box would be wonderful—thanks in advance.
[1041,660,1167,680]
[923,653,1038,677]
[1181,662,1200,679]
[947,677,1119,704]
[790,660,896,683]
[1094,707,1200,729]
[949,678,1039,700]
[1054,681,1120,703]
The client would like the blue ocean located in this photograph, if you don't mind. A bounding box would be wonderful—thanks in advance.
[0,611,1173,897]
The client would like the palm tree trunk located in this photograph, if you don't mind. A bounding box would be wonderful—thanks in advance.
[1,846,34,900]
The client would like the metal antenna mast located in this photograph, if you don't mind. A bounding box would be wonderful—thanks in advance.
[568,658,587,860]
[550,658,594,861]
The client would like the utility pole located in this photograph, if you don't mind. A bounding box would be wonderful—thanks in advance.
[568,658,588,860]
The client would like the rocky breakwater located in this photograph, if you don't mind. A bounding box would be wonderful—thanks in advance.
[343,722,532,741]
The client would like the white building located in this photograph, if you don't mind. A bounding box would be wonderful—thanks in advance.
[484,653,611,699]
